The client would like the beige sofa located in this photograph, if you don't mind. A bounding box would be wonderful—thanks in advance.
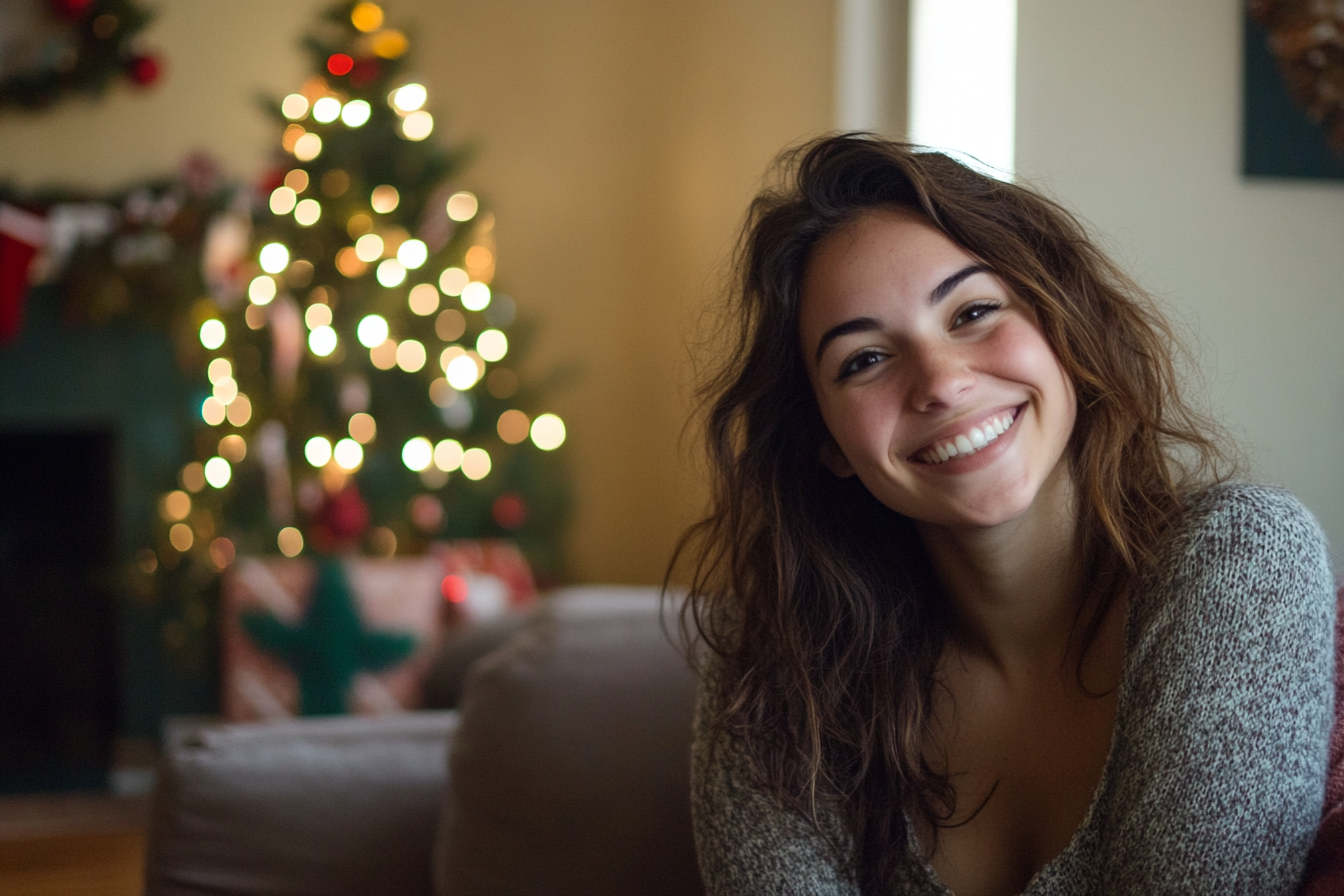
[143,586,705,896]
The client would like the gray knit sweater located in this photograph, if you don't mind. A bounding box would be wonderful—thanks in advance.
[691,483,1335,894]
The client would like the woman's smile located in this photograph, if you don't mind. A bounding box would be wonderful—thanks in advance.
[799,208,1077,529]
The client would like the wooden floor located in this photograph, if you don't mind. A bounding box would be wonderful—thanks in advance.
[0,794,149,896]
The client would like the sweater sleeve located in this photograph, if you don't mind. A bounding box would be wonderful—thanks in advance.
[1096,483,1335,893]
[689,660,863,896]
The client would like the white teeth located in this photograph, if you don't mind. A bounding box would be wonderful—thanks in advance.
[918,410,1018,465]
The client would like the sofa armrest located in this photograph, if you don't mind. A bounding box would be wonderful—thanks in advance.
[145,710,458,896]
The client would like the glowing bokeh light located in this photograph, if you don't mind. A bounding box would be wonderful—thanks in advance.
[396,339,426,372]
[304,303,333,329]
[438,266,468,296]
[295,199,322,226]
[497,409,530,444]
[259,243,290,274]
[328,53,354,75]
[371,29,407,59]
[278,526,304,557]
[333,438,364,470]
[204,456,232,488]
[401,110,433,140]
[391,83,427,112]
[348,412,376,444]
[461,447,491,481]
[346,213,373,238]
[207,357,232,383]
[313,98,342,123]
[408,283,439,315]
[446,192,478,222]
[476,329,507,362]
[341,99,371,127]
[530,413,566,450]
[351,1,384,31]
[202,396,227,426]
[249,275,277,305]
[402,437,433,471]
[285,169,310,192]
[445,354,481,390]
[227,393,252,426]
[160,490,191,522]
[429,378,457,408]
[182,462,206,492]
[461,281,491,311]
[376,258,406,287]
[200,319,225,349]
[209,536,236,569]
[212,375,238,405]
[354,232,384,263]
[282,124,306,153]
[335,247,367,278]
[465,245,493,273]
[218,434,247,462]
[245,304,267,329]
[305,436,333,467]
[370,339,398,370]
[309,325,338,356]
[396,239,427,269]
[357,314,389,347]
[281,93,310,119]
[436,309,466,341]
[370,185,399,213]
[433,438,464,471]
[294,132,322,161]
[169,523,194,552]
[270,186,298,215]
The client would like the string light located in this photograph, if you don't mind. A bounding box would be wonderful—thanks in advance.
[371,185,399,213]
[402,437,433,471]
[327,54,354,76]
[304,303,333,329]
[245,304,268,329]
[401,111,433,140]
[209,537,236,569]
[259,243,289,273]
[341,99,371,127]
[282,124,306,152]
[170,523,194,552]
[160,490,191,522]
[370,339,399,370]
[181,462,206,493]
[346,213,373,238]
[476,329,508,362]
[294,133,322,161]
[446,191,478,221]
[530,413,566,450]
[284,169,310,192]
[333,438,363,470]
[355,233,384,262]
[312,97,341,123]
[227,394,253,426]
[305,436,333,467]
[445,354,480,390]
[429,377,457,407]
[335,247,367,277]
[376,258,406,287]
[348,412,376,443]
[396,339,426,372]
[397,239,427,269]
[408,283,439,315]
[433,438,464,471]
[357,314,389,347]
[218,434,247,462]
[199,319,226,349]
[461,447,491,481]
[351,2,384,32]
[497,409,530,444]
[309,325,338,356]
[207,358,232,383]
[278,526,304,557]
[465,245,493,274]
[281,93,310,119]
[438,267,468,296]
[295,198,321,226]
[204,456,232,488]
[202,397,226,426]
[391,83,427,113]
[212,375,238,405]
[461,281,491,311]
[249,275,277,305]
[436,308,466,341]
[270,186,298,215]
[371,30,408,59]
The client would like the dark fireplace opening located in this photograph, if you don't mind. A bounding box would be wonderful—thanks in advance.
[0,428,119,793]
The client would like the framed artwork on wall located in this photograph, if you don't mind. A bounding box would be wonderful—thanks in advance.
[1243,3,1344,180]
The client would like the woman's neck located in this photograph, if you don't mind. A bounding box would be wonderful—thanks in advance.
[917,463,1087,677]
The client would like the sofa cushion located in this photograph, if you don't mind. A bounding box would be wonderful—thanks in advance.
[146,710,458,896]
[435,586,704,896]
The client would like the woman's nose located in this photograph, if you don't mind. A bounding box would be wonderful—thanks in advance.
[906,343,976,411]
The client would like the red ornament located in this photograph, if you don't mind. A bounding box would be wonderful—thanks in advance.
[348,57,381,88]
[307,483,370,553]
[491,493,528,530]
[440,574,469,604]
[50,0,94,20]
[327,53,354,76]
[127,54,162,87]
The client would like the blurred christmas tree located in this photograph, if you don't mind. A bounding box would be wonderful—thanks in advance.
[158,1,569,583]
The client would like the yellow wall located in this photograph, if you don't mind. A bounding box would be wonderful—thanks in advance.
[0,1,834,584]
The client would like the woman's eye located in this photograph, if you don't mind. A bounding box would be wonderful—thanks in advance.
[838,350,884,380]
[952,301,1002,328]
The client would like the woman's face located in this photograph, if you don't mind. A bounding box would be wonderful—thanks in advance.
[798,209,1077,530]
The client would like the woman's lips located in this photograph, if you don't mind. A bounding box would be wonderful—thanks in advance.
[914,407,1020,465]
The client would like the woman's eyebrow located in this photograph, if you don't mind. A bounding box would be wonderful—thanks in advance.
[929,264,990,305]
[814,317,882,366]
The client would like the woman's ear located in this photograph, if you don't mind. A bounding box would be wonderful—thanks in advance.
[819,440,855,478]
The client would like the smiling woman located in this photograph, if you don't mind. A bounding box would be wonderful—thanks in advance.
[672,134,1335,895]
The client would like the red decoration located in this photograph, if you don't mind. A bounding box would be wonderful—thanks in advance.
[127,54,162,87]
[327,53,354,76]
[440,574,469,604]
[491,493,528,530]
[50,0,94,20]
[349,57,381,88]
[308,483,371,553]
[0,204,48,343]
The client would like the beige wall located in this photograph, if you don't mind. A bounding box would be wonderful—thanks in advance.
[0,1,834,584]
[1016,0,1344,565]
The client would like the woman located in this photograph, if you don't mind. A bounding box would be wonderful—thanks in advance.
[675,134,1335,895]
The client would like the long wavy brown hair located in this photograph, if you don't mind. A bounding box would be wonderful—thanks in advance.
[669,134,1233,893]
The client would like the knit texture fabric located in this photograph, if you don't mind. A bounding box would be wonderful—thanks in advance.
[691,483,1335,895]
